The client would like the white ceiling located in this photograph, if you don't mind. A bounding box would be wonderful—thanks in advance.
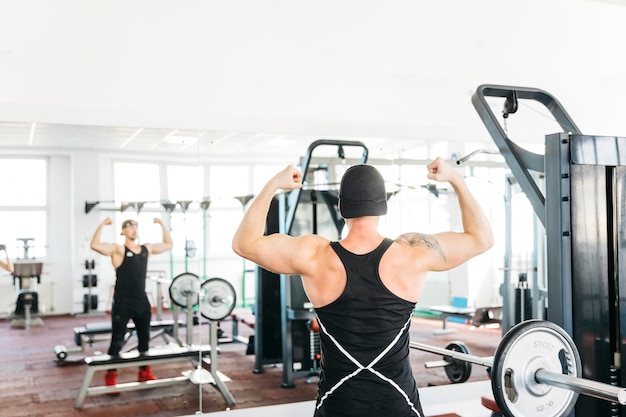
[0,121,321,162]
[1,0,625,164]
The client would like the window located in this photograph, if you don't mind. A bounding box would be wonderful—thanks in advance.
[113,162,163,250]
[114,162,160,203]
[208,166,249,255]
[165,165,206,260]
[0,158,47,259]
[0,159,46,206]
[167,165,204,202]
[0,211,47,260]
[210,166,249,200]
[252,165,283,195]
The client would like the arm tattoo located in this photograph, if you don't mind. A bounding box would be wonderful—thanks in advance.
[400,233,446,261]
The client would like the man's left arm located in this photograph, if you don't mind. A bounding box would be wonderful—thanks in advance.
[148,218,173,255]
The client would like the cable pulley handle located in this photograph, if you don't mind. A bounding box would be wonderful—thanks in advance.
[472,84,581,136]
[285,139,369,235]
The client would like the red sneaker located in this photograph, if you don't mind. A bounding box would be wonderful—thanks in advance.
[104,370,120,396]
[138,366,157,382]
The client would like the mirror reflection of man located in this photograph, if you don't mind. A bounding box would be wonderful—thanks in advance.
[90,217,173,389]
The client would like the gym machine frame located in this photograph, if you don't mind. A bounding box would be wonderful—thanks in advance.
[11,238,44,330]
[282,140,369,387]
[472,84,626,416]
[254,139,369,387]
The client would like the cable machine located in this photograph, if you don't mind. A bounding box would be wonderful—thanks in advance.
[472,84,626,416]
[254,139,368,387]
[11,238,44,329]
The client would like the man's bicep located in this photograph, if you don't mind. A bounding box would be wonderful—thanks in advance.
[148,242,172,255]
[249,234,309,275]
[428,232,482,271]
[91,242,116,256]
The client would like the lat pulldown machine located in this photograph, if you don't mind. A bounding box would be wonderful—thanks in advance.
[253,139,369,387]
[11,238,44,329]
[472,84,626,416]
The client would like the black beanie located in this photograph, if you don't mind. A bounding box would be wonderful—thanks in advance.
[339,164,387,219]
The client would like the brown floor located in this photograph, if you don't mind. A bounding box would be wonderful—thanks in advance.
[0,311,501,417]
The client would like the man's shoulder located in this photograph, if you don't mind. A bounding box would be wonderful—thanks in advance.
[298,234,331,243]
[395,232,435,246]
[294,234,332,255]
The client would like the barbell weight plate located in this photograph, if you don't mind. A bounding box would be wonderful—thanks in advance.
[444,341,472,384]
[169,272,201,308]
[199,277,236,321]
[491,319,582,417]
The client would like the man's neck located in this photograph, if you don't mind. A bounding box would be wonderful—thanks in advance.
[125,239,140,249]
[341,216,383,253]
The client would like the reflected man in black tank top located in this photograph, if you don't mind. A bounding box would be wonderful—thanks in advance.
[90,217,173,387]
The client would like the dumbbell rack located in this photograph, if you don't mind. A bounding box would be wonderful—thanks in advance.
[78,259,103,316]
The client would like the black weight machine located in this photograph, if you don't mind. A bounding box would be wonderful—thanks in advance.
[253,139,369,387]
[472,84,626,416]
[10,238,44,329]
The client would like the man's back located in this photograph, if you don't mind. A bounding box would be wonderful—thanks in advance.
[313,239,423,417]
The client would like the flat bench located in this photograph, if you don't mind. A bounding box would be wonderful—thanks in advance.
[73,319,179,348]
[429,305,502,335]
[470,306,502,328]
[429,305,475,335]
[74,345,235,408]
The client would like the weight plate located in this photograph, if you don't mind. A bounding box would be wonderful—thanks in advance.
[199,277,236,321]
[491,320,581,417]
[444,341,472,383]
[169,272,201,308]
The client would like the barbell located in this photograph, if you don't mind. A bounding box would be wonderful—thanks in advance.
[411,319,626,417]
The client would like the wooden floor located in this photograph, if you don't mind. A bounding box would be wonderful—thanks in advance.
[0,310,502,417]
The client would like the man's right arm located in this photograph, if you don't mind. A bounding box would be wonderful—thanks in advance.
[232,165,324,276]
[90,218,117,256]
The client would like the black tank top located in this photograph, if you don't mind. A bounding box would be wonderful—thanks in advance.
[114,245,149,302]
[313,238,423,417]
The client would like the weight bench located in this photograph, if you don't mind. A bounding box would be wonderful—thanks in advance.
[73,319,179,350]
[227,312,255,344]
[429,305,475,335]
[74,345,234,408]
[470,306,502,328]
[429,305,502,335]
